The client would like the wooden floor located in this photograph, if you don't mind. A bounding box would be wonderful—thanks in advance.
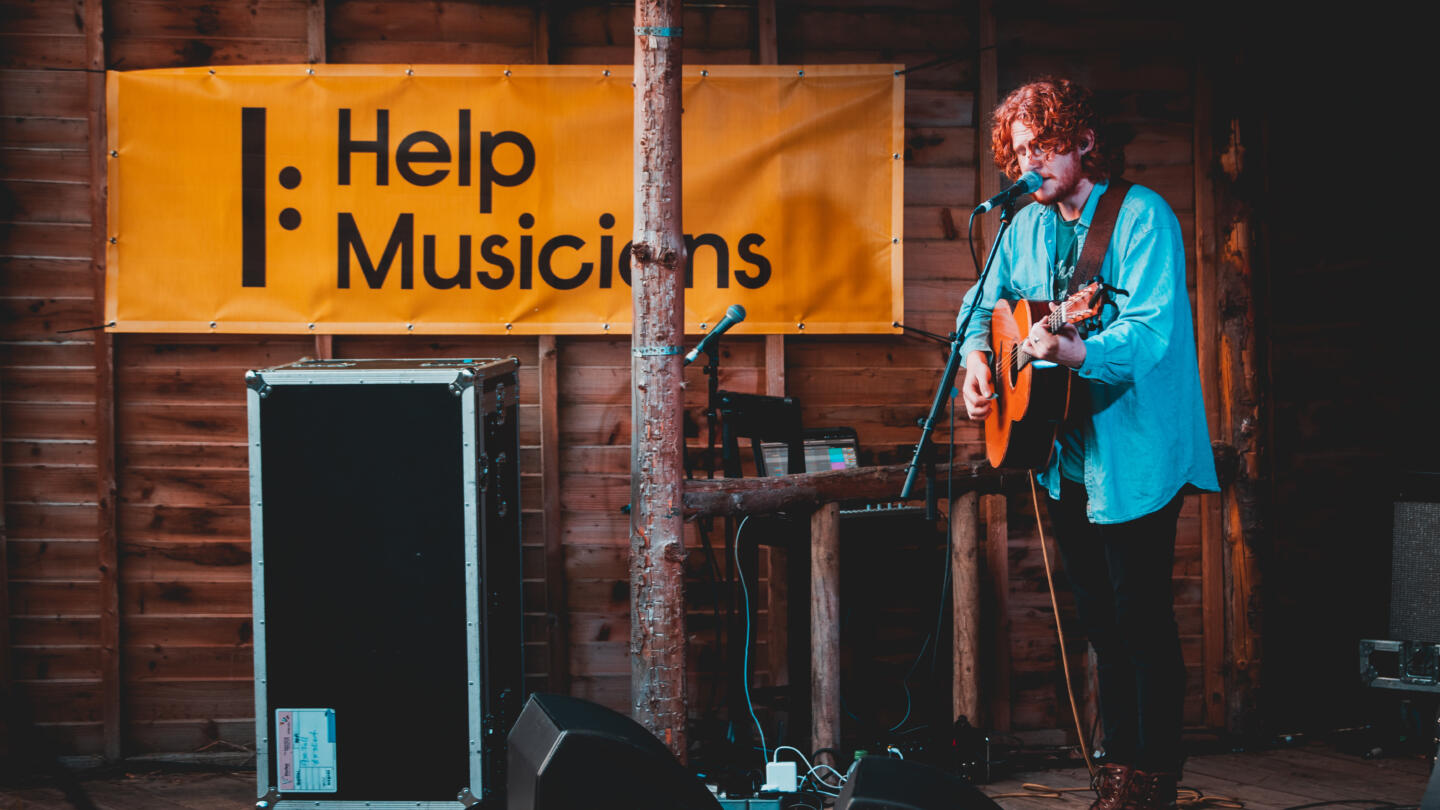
[982,745,1432,810]
[0,744,1431,809]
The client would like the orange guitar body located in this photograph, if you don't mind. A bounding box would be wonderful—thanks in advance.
[983,298,1074,470]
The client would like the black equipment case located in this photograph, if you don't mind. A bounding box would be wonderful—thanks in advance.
[245,358,523,809]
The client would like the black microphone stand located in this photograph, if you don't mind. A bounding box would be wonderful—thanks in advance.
[685,336,732,730]
[893,322,955,519]
[900,197,1019,501]
[703,341,723,480]
[679,336,725,481]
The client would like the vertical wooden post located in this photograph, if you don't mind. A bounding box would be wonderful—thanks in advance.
[85,0,121,763]
[0,385,10,701]
[764,337,785,398]
[533,0,553,66]
[306,0,331,361]
[532,0,564,698]
[982,494,1010,730]
[539,336,570,693]
[306,0,326,63]
[756,0,777,65]
[1192,69,1228,731]
[975,0,1001,256]
[1207,54,1267,737]
[974,0,1007,734]
[630,0,688,759]
[951,492,980,724]
[763,329,789,689]
[810,503,840,766]
[755,0,790,693]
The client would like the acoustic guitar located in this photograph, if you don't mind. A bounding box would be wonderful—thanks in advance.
[983,280,1107,470]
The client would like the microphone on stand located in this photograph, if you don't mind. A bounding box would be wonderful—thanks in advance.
[683,305,747,365]
[974,170,1043,214]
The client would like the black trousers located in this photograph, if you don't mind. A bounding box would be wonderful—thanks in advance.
[1047,477,1186,773]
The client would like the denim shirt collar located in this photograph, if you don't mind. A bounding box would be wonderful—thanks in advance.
[1076,178,1110,231]
[1037,180,1109,263]
[1038,179,1110,230]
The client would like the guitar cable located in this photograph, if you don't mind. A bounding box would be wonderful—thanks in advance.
[1021,478,1248,809]
[1029,470,1098,785]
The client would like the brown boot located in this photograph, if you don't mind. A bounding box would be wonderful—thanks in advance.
[1089,762,1133,810]
[1124,768,1177,810]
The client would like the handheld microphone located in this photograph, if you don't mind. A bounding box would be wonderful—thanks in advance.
[974,170,1042,214]
[683,305,746,365]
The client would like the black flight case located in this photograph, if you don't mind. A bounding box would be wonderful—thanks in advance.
[245,358,523,809]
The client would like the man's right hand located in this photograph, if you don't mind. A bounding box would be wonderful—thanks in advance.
[961,350,994,421]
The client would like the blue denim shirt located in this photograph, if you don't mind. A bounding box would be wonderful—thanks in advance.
[958,181,1219,523]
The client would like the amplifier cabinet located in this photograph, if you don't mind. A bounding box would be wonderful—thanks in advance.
[1391,473,1440,645]
[246,358,523,809]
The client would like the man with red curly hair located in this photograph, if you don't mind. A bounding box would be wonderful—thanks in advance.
[957,78,1218,809]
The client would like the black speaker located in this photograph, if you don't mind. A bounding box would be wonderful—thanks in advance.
[506,694,721,810]
[1391,472,1440,644]
[1423,751,1440,810]
[835,756,1001,810]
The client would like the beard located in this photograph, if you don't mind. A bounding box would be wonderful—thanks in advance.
[1032,167,1084,206]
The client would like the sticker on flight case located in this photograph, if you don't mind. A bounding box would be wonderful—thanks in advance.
[276,708,337,792]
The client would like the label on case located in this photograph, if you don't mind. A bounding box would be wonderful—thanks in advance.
[276,708,337,792]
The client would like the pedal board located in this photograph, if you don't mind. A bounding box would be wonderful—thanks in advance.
[717,800,783,810]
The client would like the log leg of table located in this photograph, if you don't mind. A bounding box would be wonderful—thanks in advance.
[952,492,981,725]
[765,546,790,688]
[810,502,841,767]
[983,493,1012,731]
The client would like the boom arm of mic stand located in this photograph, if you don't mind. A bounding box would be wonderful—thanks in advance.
[899,203,1016,501]
[893,321,955,346]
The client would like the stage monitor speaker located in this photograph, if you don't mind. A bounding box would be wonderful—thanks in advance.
[506,694,721,810]
[1391,472,1440,644]
[1423,749,1440,810]
[835,756,1001,810]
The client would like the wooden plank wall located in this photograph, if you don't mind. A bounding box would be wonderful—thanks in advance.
[2,0,108,757]
[1,0,1226,756]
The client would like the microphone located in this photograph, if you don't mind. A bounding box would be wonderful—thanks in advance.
[684,305,746,365]
[974,170,1042,214]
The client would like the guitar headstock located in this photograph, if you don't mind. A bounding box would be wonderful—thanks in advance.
[1047,279,1107,333]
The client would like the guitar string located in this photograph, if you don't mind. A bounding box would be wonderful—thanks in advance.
[992,287,1103,378]
[993,306,1069,378]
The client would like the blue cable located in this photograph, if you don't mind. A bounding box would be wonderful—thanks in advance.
[734,515,767,763]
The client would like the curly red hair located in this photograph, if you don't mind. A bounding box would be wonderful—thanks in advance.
[990,78,1121,182]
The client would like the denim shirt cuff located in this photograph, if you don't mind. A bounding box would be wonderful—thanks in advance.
[1077,337,1105,378]
[959,336,990,362]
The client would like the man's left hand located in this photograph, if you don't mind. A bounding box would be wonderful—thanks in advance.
[1023,307,1086,369]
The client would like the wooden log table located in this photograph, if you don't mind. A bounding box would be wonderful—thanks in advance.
[683,462,1011,764]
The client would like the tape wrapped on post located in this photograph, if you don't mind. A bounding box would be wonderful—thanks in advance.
[632,345,682,358]
[634,26,683,37]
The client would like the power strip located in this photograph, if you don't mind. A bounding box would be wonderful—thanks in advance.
[761,761,798,793]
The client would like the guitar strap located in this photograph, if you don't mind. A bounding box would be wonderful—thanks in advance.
[1062,177,1131,431]
[1066,177,1132,297]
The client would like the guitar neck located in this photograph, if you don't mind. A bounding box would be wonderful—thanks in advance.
[1045,305,1068,333]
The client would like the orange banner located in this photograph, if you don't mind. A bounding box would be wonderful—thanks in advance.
[105,65,903,335]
